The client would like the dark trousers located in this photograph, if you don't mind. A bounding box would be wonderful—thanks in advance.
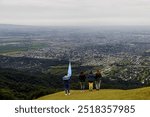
[64,80,70,94]
[80,82,85,90]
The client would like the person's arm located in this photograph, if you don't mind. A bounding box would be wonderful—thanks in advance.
[100,73,102,77]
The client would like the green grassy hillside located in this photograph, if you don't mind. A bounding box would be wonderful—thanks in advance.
[37,87,150,100]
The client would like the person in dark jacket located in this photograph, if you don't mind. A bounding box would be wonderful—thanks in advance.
[87,71,95,91]
[95,70,102,90]
[62,75,71,95]
[79,71,86,91]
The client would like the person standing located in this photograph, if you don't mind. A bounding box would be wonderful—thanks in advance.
[95,70,102,90]
[62,75,71,95]
[87,71,95,91]
[79,71,86,92]
[62,61,72,95]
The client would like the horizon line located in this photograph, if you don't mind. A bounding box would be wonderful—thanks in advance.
[1,23,150,27]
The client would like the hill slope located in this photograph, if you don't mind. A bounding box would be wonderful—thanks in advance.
[37,87,150,100]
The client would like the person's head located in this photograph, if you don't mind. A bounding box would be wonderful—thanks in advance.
[90,71,93,74]
[97,70,101,73]
[80,71,84,75]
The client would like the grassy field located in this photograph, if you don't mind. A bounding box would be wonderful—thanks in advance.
[0,43,48,54]
[37,87,150,100]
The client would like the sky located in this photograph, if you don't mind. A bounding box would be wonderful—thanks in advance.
[0,0,150,26]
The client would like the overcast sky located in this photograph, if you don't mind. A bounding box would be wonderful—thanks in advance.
[0,0,150,26]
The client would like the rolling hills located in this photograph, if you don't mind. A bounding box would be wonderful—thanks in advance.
[37,87,150,100]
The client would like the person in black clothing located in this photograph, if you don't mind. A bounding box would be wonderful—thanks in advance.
[95,70,102,90]
[79,71,86,91]
[87,71,95,91]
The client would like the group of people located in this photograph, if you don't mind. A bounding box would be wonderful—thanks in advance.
[79,70,102,91]
[62,70,102,95]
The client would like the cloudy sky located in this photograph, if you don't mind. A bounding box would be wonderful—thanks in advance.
[0,0,150,26]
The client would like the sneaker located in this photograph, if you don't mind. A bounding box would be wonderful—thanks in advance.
[68,93,70,95]
[65,94,67,95]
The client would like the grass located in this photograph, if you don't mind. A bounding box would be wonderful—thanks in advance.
[0,43,48,54]
[37,87,150,100]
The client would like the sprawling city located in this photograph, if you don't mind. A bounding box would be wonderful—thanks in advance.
[0,24,150,99]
